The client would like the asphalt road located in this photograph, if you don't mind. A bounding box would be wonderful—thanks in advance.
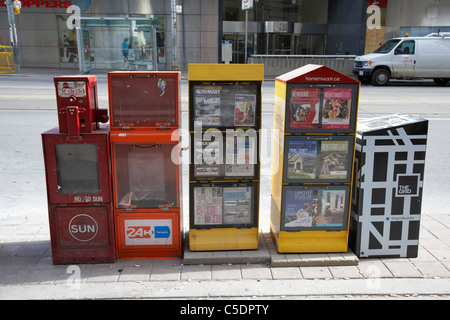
[0,74,449,224]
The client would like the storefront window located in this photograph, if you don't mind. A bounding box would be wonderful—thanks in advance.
[56,15,165,71]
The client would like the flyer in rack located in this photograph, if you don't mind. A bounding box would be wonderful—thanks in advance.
[322,88,352,129]
[289,88,320,129]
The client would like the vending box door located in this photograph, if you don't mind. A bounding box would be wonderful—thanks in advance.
[54,75,98,134]
[190,130,260,181]
[108,72,180,129]
[110,131,180,212]
[48,204,115,264]
[42,127,111,205]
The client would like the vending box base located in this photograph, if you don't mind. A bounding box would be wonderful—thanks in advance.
[189,228,259,251]
[271,228,349,253]
[115,211,182,259]
[48,204,115,264]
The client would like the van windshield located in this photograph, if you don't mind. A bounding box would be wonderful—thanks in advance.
[373,39,401,53]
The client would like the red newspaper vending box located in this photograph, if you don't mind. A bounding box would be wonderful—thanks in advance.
[108,71,182,259]
[42,75,115,264]
[42,126,115,264]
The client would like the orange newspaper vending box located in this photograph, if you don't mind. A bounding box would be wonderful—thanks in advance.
[108,72,182,259]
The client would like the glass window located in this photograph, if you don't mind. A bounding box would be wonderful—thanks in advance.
[113,143,178,209]
[55,144,100,195]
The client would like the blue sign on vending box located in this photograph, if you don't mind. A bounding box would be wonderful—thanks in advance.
[154,226,171,238]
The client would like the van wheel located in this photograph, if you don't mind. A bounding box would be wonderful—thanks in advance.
[433,78,450,86]
[371,69,390,86]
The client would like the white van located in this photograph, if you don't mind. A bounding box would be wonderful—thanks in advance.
[353,33,450,86]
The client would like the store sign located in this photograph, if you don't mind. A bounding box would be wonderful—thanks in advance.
[241,0,253,10]
[0,0,72,8]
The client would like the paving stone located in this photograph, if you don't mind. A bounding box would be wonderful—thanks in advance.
[241,264,272,280]
[181,264,212,281]
[300,266,332,279]
[149,261,181,281]
[211,264,241,280]
[271,267,302,279]
[118,265,152,282]
[357,260,394,278]
[412,261,450,278]
[329,266,363,279]
[383,261,423,278]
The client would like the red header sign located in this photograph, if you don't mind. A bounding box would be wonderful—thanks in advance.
[0,0,71,8]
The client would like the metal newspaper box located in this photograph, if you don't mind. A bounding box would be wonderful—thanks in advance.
[349,114,428,258]
[42,76,115,264]
[108,71,182,259]
[271,64,359,253]
[188,64,264,251]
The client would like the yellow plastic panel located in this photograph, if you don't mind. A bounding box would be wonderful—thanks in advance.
[188,64,264,82]
[189,228,259,251]
[277,230,349,253]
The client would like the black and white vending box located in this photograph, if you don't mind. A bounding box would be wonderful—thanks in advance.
[349,114,428,258]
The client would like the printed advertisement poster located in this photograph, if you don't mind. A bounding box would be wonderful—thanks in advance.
[283,187,348,230]
[223,187,252,224]
[225,133,257,177]
[124,219,173,246]
[286,140,318,180]
[322,88,352,129]
[316,189,347,228]
[283,189,318,228]
[193,187,223,225]
[192,83,258,128]
[234,94,256,126]
[318,140,350,180]
[289,88,320,129]
[193,134,223,177]
[194,86,221,126]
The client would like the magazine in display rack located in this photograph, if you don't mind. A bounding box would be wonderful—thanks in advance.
[283,136,354,183]
[191,131,258,180]
[190,82,260,130]
[191,183,256,228]
[281,185,350,231]
[286,83,357,133]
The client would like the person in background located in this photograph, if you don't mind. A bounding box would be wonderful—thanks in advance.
[121,37,129,70]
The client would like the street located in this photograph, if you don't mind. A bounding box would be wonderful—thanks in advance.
[0,73,449,225]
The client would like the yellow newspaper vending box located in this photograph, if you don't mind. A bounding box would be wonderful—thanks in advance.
[188,64,264,251]
[271,64,359,253]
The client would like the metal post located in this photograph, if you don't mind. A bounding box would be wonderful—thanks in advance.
[6,0,20,73]
[245,10,248,64]
[171,0,178,71]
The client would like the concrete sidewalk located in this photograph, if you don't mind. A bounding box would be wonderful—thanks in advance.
[0,212,449,299]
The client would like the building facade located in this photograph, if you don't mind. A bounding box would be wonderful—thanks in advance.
[1,0,450,71]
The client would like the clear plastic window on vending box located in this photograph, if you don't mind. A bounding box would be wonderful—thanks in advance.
[282,135,354,184]
[108,72,179,128]
[190,183,258,229]
[55,144,100,195]
[284,83,358,134]
[189,81,261,130]
[280,185,351,232]
[190,129,259,181]
[113,143,178,209]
